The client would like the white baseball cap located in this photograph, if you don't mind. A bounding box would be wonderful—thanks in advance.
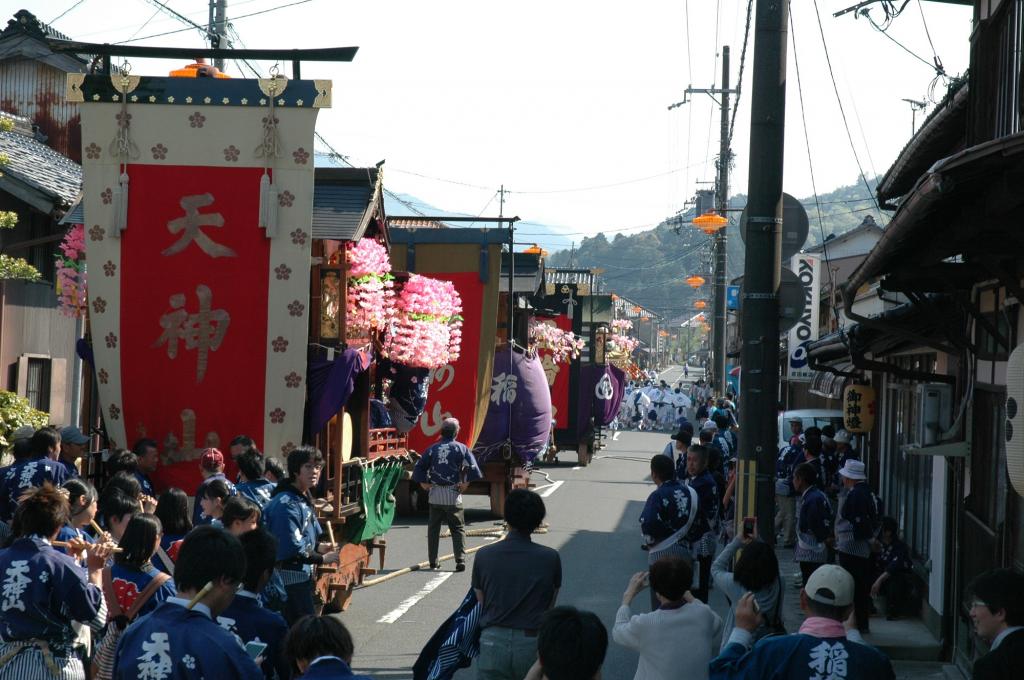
[834,430,851,445]
[701,420,718,431]
[804,564,855,607]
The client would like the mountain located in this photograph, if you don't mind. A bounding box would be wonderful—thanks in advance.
[546,178,883,319]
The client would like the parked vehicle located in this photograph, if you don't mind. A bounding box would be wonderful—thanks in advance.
[777,409,844,450]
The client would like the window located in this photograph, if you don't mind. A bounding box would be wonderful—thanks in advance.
[976,307,1017,361]
[24,358,51,412]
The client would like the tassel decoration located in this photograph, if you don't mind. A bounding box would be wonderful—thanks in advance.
[258,172,279,237]
[112,171,129,236]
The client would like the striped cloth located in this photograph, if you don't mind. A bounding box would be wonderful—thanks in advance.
[428,485,462,507]
[413,588,481,680]
[0,642,85,680]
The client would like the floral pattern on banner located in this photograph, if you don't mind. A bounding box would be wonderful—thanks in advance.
[382,274,463,369]
[54,224,87,318]
[529,319,585,363]
[345,238,395,337]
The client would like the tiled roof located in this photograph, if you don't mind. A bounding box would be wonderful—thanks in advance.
[0,121,81,208]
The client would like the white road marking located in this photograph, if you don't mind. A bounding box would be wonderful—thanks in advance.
[571,466,583,471]
[538,480,564,497]
[376,572,453,624]
[612,431,622,441]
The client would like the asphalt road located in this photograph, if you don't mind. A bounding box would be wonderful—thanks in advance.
[339,423,678,679]
[339,363,955,679]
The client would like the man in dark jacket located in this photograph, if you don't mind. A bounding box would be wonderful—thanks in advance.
[793,462,833,586]
[968,568,1024,680]
[412,418,482,572]
[685,445,719,604]
[774,439,803,548]
[835,459,878,633]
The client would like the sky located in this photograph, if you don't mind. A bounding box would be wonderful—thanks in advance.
[14,0,973,249]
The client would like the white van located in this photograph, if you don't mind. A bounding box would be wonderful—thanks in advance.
[777,409,845,451]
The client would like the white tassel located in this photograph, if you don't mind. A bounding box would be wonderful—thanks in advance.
[258,172,278,237]
[112,171,129,236]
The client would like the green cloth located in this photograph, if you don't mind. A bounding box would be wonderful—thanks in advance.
[345,460,404,544]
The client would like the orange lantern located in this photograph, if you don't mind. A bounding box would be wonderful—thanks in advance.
[686,275,706,289]
[694,300,707,310]
[169,60,231,79]
[523,243,548,257]
[692,211,728,235]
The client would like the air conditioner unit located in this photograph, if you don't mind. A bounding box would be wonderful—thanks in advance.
[916,383,952,447]
[1006,344,1024,496]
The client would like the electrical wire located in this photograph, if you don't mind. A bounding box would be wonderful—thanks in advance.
[116,0,314,44]
[729,0,754,146]
[790,4,842,328]
[49,0,86,25]
[861,7,944,75]
[812,0,883,217]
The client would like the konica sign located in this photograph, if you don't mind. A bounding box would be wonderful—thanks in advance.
[787,253,820,382]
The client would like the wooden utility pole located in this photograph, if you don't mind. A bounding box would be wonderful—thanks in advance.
[713,46,731,396]
[735,0,789,544]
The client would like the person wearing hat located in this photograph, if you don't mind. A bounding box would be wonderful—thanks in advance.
[835,459,879,633]
[58,425,90,478]
[787,417,804,447]
[192,448,236,527]
[710,564,895,679]
[666,425,694,481]
[412,417,482,571]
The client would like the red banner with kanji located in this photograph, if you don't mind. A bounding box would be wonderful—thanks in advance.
[537,314,572,429]
[120,164,269,491]
[407,271,484,452]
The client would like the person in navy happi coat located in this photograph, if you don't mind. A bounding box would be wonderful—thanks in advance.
[263,447,340,625]
[792,462,833,586]
[710,565,895,680]
[685,445,719,604]
[0,428,69,522]
[640,454,697,609]
[284,615,375,680]
[0,484,113,680]
[236,450,275,509]
[218,528,290,679]
[112,526,262,679]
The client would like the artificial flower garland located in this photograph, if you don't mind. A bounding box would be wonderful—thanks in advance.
[345,237,395,337]
[529,319,585,363]
[55,224,87,318]
[383,274,463,369]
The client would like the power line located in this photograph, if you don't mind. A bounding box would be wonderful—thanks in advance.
[49,0,86,24]
[812,0,883,217]
[729,0,754,146]
[861,6,944,75]
[117,0,314,44]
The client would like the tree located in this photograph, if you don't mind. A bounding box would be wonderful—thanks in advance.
[0,390,49,463]
[0,116,41,282]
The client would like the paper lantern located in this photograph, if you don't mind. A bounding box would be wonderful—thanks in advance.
[686,275,706,289]
[695,300,707,310]
[523,243,548,257]
[842,384,876,433]
[692,211,728,235]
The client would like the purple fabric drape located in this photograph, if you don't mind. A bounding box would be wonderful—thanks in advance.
[306,348,371,437]
[577,364,626,436]
[473,347,552,464]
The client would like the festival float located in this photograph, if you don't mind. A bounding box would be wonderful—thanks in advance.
[530,268,626,466]
[67,45,462,609]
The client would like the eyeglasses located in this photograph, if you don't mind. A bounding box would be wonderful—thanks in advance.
[969,600,988,610]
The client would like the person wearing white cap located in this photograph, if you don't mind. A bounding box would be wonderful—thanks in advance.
[834,459,879,634]
[709,564,895,679]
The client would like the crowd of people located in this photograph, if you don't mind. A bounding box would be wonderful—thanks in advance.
[2,390,1023,679]
[0,425,365,679]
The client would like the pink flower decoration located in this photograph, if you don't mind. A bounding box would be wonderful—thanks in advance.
[381,274,464,369]
[345,238,396,336]
[55,224,87,317]
[530,320,586,364]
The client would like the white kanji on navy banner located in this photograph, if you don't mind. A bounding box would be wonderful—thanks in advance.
[136,631,173,679]
[807,640,849,680]
[1,560,31,612]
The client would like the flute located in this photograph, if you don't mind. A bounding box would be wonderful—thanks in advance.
[186,581,214,610]
[52,540,123,553]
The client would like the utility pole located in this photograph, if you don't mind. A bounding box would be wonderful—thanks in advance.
[714,46,731,397]
[210,0,228,71]
[736,0,789,545]
[671,52,736,396]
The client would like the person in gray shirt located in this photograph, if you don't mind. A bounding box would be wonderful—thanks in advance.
[472,489,562,680]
